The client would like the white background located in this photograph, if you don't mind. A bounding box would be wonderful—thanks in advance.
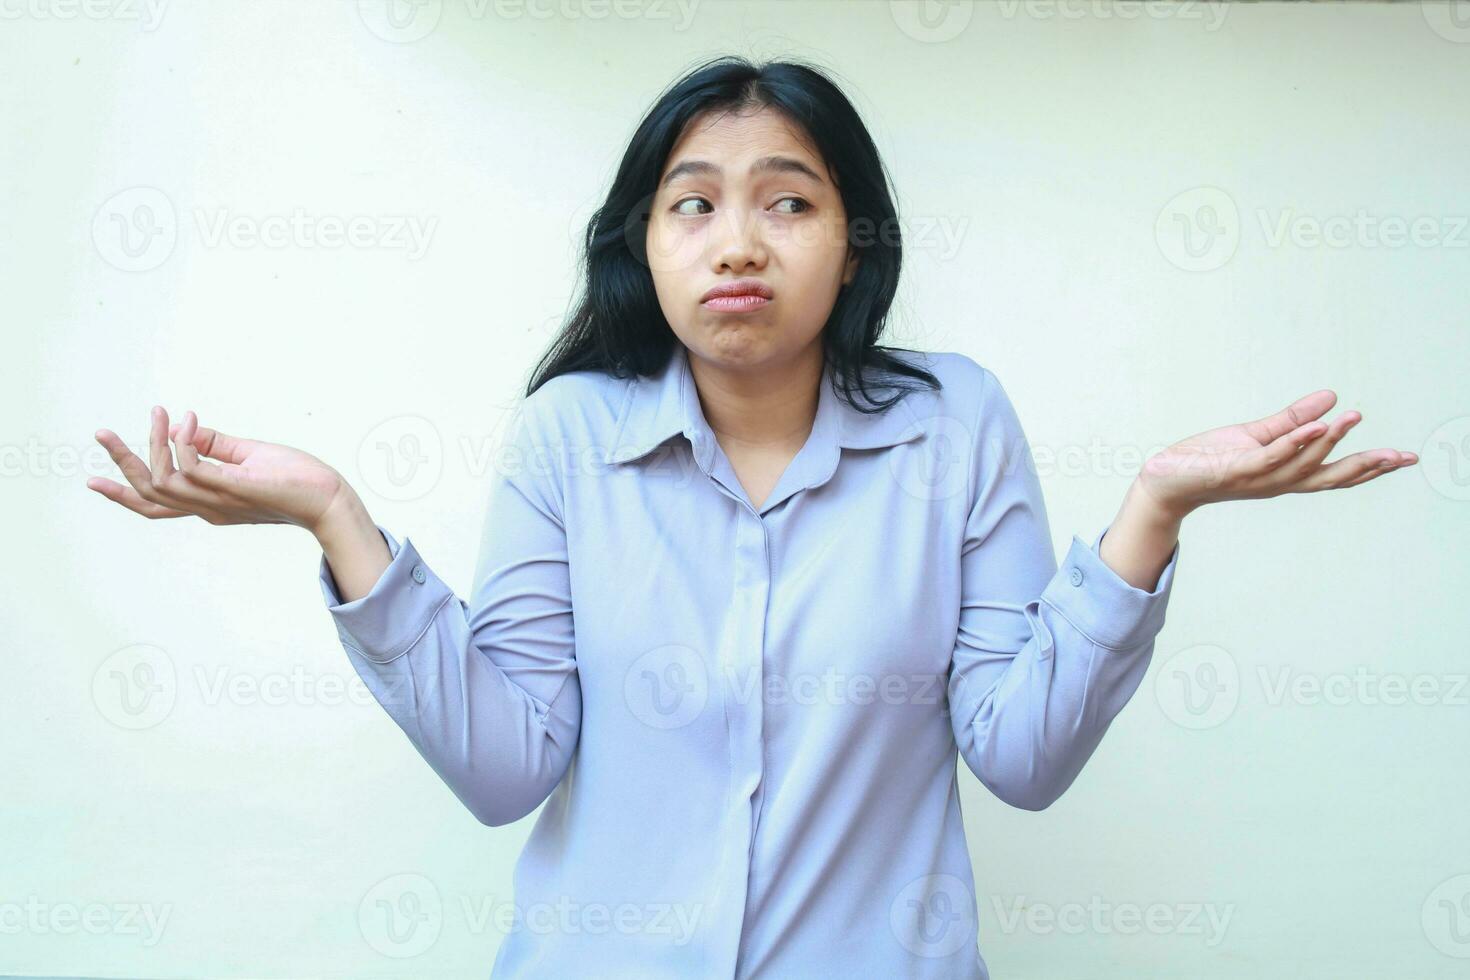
[4,1,1467,976]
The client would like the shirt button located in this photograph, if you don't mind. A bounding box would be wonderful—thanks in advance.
[1068,566,1084,587]
[411,564,427,585]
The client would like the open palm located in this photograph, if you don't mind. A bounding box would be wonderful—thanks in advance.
[88,406,347,531]
[1138,389,1417,518]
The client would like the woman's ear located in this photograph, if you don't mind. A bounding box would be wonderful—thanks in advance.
[842,249,860,285]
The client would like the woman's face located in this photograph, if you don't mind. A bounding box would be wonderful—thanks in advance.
[646,106,857,373]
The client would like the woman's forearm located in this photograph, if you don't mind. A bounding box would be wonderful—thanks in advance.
[313,485,392,603]
[1097,478,1186,593]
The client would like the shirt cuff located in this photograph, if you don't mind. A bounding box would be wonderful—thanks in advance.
[317,524,454,664]
[1038,526,1180,651]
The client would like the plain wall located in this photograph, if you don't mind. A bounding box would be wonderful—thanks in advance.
[4,1,1467,976]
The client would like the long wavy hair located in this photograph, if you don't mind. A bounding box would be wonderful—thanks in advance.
[525,54,940,414]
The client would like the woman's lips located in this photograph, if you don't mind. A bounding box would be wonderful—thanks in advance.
[702,294,772,313]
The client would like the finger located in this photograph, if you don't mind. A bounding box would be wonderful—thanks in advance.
[1339,468,1391,490]
[171,417,258,494]
[1295,448,1403,492]
[174,411,201,468]
[150,406,179,484]
[170,411,242,495]
[187,424,257,465]
[1291,410,1362,471]
[174,428,252,497]
[97,427,173,504]
[157,436,249,512]
[85,476,192,519]
[143,408,240,512]
[1333,453,1410,489]
[1242,389,1337,446]
[99,425,216,512]
[1337,451,1418,488]
[1240,418,1333,477]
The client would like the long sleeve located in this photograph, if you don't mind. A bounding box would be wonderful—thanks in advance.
[947,367,1180,811]
[317,397,580,827]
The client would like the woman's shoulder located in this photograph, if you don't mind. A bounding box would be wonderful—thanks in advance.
[524,366,623,411]
[487,367,629,476]
[879,347,997,423]
[888,347,987,382]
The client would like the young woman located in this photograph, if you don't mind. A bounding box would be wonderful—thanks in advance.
[89,56,1416,979]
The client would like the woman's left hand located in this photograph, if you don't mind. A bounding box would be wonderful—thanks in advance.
[1135,389,1418,521]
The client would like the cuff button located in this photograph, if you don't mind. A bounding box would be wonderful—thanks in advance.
[411,564,427,585]
[1068,567,1084,587]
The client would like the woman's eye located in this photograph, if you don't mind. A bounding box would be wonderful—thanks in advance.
[670,196,811,217]
[672,197,711,216]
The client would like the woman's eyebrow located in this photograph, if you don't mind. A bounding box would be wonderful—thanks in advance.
[661,155,825,188]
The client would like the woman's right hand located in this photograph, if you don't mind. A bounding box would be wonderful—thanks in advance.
[88,405,353,536]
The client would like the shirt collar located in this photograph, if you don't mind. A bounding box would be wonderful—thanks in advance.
[603,343,926,469]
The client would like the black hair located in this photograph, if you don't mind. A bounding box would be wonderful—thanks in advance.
[524,54,940,414]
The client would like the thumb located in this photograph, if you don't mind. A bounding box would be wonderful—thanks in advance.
[180,422,255,463]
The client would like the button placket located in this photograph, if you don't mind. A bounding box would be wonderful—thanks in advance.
[707,497,772,977]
